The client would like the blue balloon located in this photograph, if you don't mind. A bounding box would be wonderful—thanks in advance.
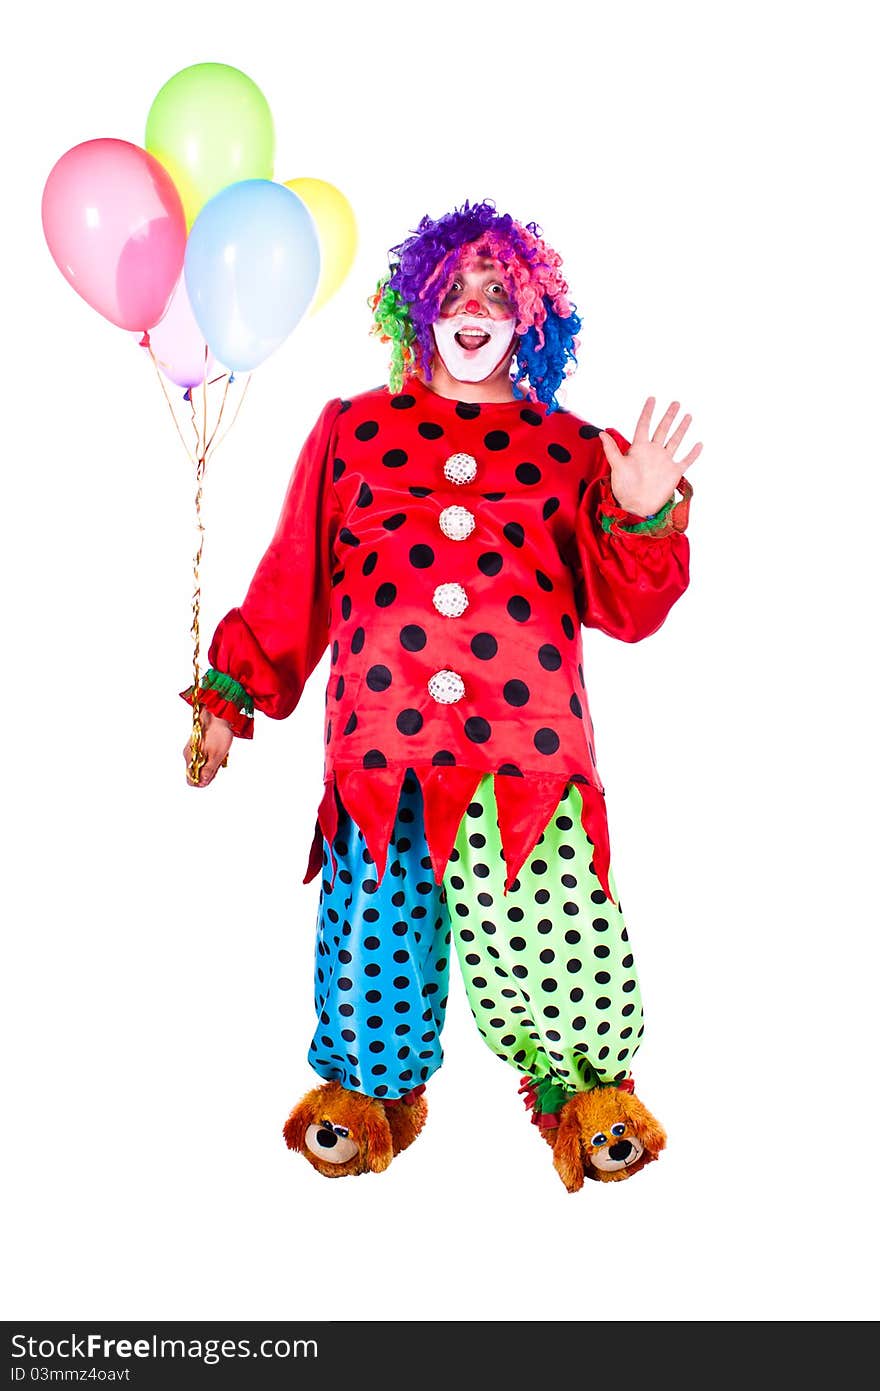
[184,179,321,371]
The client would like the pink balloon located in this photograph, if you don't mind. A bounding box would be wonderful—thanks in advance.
[137,273,217,388]
[42,138,186,331]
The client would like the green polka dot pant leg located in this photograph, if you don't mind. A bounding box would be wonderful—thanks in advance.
[443,776,644,1092]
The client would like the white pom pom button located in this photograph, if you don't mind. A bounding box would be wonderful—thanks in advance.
[428,670,465,704]
[432,582,469,618]
[439,505,475,540]
[443,452,478,485]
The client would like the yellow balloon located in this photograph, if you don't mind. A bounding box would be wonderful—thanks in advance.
[284,177,357,313]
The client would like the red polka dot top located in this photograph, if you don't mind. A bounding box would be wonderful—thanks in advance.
[182,377,692,901]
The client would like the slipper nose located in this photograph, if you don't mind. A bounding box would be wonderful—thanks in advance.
[608,1139,633,1161]
[464,299,481,314]
[316,1128,338,1149]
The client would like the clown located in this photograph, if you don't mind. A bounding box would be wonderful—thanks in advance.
[182,199,701,1189]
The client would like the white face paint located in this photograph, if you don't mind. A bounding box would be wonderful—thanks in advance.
[431,315,517,384]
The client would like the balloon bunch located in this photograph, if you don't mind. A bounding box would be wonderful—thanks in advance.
[41,62,358,783]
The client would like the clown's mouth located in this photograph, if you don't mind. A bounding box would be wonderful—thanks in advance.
[455,329,491,351]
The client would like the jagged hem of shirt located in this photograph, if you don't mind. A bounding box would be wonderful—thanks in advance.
[302,763,615,904]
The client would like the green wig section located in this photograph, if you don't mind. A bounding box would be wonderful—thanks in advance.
[369,277,419,394]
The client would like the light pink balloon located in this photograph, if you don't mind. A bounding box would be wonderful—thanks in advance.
[137,273,217,388]
[42,138,186,331]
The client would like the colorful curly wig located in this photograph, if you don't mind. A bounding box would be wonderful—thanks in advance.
[368,200,582,412]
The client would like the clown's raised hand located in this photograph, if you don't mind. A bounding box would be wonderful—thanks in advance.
[600,397,702,518]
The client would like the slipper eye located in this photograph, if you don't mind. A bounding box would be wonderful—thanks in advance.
[304,1121,359,1164]
[590,1132,608,1147]
[610,1123,627,1137]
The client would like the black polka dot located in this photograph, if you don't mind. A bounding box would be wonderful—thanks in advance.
[366,665,392,692]
[538,644,562,671]
[548,443,571,463]
[484,430,510,451]
[579,423,600,439]
[396,709,423,735]
[521,408,543,427]
[432,749,456,765]
[343,713,357,735]
[391,394,415,409]
[338,526,360,547]
[535,570,554,592]
[569,693,583,717]
[478,552,503,577]
[456,401,481,420]
[383,513,407,530]
[334,675,345,700]
[351,627,365,653]
[503,522,525,548]
[363,750,387,768]
[471,632,498,660]
[356,483,373,508]
[543,497,560,520]
[464,717,491,743]
[409,544,434,568]
[333,458,346,481]
[362,551,378,576]
[375,582,397,606]
[355,421,379,441]
[507,596,531,622]
[503,680,530,707]
[410,486,432,498]
[497,762,523,776]
[483,491,505,501]
[561,614,575,640]
[400,624,426,651]
[341,595,352,620]
[383,448,408,468]
[418,422,444,439]
[534,727,560,755]
[516,463,541,485]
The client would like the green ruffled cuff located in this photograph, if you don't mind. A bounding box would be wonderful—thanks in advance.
[193,668,254,715]
[600,476,693,537]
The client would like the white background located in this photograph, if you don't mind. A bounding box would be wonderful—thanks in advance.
[3,0,877,1324]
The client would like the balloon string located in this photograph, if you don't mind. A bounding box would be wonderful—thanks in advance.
[146,341,198,468]
[204,372,233,455]
[145,342,244,783]
[206,375,252,461]
[186,447,209,785]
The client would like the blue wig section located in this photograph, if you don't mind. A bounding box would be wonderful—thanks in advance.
[512,307,583,413]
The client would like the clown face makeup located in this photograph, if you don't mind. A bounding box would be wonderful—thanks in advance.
[431,256,517,384]
[431,315,517,382]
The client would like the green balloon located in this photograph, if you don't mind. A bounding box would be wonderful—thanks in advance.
[146,62,275,227]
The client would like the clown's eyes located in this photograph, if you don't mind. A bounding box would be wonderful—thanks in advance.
[610,1123,626,1137]
[591,1132,607,1147]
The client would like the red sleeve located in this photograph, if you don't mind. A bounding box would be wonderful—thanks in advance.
[572,427,691,643]
[202,397,344,728]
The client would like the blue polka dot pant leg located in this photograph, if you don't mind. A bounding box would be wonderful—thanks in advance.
[308,770,452,1099]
